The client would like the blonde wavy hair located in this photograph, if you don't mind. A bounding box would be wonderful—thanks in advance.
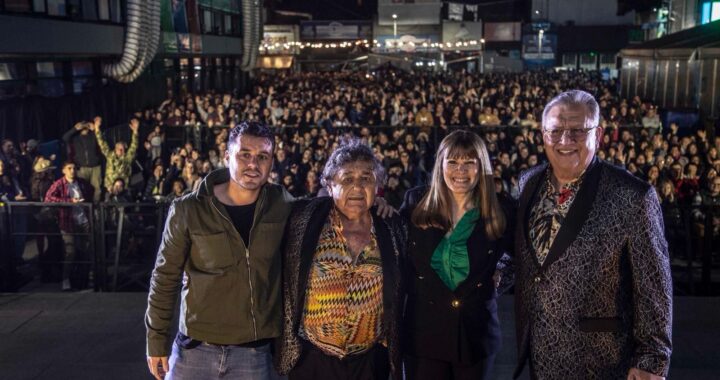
[411,130,506,240]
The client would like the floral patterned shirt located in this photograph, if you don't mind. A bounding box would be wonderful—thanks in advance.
[528,169,586,265]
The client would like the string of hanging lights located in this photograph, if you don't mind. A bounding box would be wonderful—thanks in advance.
[259,39,484,51]
[260,40,372,51]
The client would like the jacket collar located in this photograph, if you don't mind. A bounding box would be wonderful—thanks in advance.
[522,158,602,271]
[295,198,335,327]
[198,168,270,231]
[196,168,231,199]
[294,197,400,329]
[196,167,271,202]
[518,163,548,251]
[297,198,389,287]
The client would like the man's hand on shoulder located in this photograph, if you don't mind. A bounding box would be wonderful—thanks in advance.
[374,196,398,219]
[147,356,169,380]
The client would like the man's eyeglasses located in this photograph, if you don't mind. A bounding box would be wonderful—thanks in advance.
[542,127,598,142]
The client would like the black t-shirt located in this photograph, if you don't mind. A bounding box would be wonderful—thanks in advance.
[224,201,256,248]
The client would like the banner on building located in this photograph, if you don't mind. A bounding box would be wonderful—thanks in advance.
[262,25,300,54]
[448,3,464,21]
[300,21,373,40]
[161,0,203,53]
[443,2,479,22]
[375,34,440,53]
[442,21,483,51]
[484,22,522,42]
[522,33,557,67]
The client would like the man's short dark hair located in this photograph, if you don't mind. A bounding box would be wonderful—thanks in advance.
[61,161,75,169]
[227,121,274,152]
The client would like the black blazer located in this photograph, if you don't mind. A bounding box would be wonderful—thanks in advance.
[400,186,515,365]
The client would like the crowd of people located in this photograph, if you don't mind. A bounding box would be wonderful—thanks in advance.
[145,95,674,380]
[0,68,713,378]
[0,68,719,250]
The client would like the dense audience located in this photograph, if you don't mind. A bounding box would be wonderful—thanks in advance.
[1,69,719,242]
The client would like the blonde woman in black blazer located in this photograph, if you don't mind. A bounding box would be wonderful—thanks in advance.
[400,130,514,380]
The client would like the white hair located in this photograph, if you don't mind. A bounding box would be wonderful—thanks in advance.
[542,90,600,128]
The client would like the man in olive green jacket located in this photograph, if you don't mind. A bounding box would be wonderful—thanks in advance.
[145,122,292,380]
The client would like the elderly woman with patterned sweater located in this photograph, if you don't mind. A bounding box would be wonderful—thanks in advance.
[275,139,406,380]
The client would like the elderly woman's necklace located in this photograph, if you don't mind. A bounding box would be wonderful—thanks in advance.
[342,220,372,262]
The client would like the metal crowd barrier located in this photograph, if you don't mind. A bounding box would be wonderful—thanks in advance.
[0,201,97,292]
[98,201,169,291]
[0,200,717,294]
[692,205,720,295]
[660,204,719,296]
[0,201,169,292]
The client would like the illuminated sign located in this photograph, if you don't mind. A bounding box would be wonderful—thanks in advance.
[701,1,720,24]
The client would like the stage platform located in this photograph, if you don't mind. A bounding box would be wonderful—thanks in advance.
[0,294,718,379]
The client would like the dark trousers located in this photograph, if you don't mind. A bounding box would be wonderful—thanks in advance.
[289,342,390,380]
[529,358,539,380]
[405,354,496,380]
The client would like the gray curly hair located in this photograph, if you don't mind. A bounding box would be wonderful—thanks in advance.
[320,137,386,188]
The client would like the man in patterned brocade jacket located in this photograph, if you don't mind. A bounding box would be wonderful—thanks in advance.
[513,90,672,380]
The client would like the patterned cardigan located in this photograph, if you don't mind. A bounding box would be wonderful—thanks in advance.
[274,196,406,379]
[513,159,673,379]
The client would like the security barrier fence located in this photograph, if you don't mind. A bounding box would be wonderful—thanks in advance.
[0,201,718,295]
[0,201,168,292]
